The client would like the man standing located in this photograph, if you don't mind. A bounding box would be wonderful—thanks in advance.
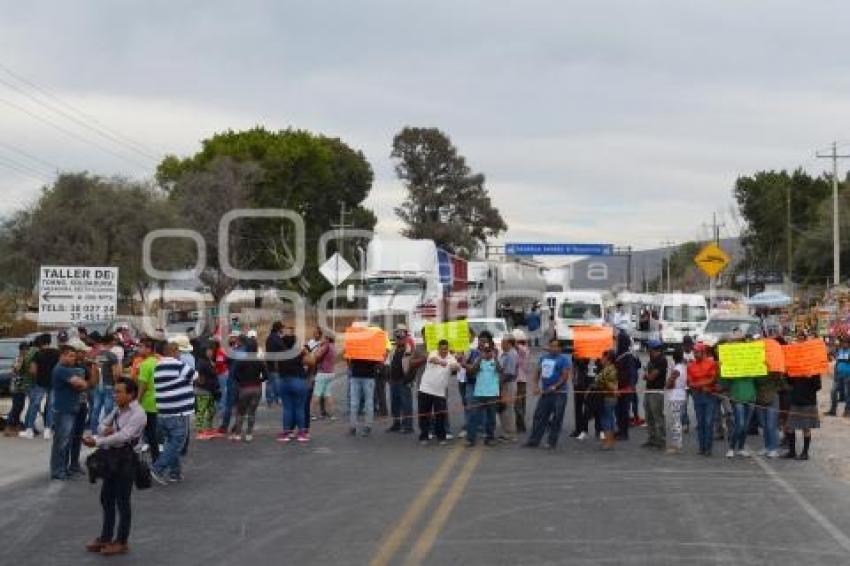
[20,334,59,440]
[688,343,718,456]
[349,354,382,437]
[497,337,519,442]
[135,339,161,458]
[150,341,195,484]
[417,340,459,445]
[513,330,531,434]
[90,334,122,435]
[524,338,571,449]
[387,338,414,433]
[265,322,285,407]
[642,340,668,450]
[49,345,89,480]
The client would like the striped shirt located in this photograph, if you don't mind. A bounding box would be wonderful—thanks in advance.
[153,357,196,417]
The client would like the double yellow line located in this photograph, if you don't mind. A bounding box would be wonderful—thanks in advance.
[370,446,484,566]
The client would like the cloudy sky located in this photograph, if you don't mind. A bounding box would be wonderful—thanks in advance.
[1,0,849,252]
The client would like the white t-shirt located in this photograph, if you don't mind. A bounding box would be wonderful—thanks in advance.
[419,352,459,398]
[665,362,688,402]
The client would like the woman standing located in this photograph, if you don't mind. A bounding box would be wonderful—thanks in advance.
[594,350,618,450]
[783,373,821,461]
[277,330,315,443]
[83,379,146,556]
[664,349,688,455]
[231,338,267,443]
[193,345,220,440]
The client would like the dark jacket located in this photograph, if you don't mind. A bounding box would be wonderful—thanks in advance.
[789,376,821,406]
[233,359,268,388]
[265,333,285,374]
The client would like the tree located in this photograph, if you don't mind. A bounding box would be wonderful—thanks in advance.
[157,127,376,302]
[733,169,832,279]
[0,173,180,304]
[391,127,506,256]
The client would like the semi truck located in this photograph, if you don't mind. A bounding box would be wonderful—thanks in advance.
[365,238,467,339]
[467,259,546,326]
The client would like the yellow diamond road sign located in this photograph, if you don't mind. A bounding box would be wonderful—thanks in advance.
[694,243,730,278]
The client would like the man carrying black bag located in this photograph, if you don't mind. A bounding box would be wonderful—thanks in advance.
[82,378,146,556]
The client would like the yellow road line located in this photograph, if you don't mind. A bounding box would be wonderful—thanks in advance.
[369,446,465,566]
[403,447,484,566]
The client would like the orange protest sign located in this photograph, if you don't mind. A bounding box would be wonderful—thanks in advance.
[764,338,785,374]
[343,326,388,362]
[572,326,614,359]
[782,339,829,378]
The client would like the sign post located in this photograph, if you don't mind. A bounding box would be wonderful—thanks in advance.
[319,252,354,334]
[38,266,119,326]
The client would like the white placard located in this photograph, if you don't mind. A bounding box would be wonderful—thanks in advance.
[38,266,119,325]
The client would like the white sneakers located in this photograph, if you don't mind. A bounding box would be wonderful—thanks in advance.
[577,432,588,441]
[765,450,780,459]
[18,429,34,439]
[737,449,751,458]
[43,428,53,441]
[726,449,735,459]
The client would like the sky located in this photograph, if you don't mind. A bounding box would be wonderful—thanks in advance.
[2,0,850,253]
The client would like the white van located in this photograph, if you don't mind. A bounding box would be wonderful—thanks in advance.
[552,290,609,352]
[655,293,709,347]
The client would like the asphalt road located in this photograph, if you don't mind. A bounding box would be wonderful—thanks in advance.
[2,386,850,566]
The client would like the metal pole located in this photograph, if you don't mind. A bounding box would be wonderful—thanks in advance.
[787,184,792,289]
[833,142,840,287]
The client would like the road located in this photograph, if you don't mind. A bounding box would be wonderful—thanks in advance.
[2,387,850,565]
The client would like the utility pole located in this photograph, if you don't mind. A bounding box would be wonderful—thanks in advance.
[786,184,792,290]
[661,240,676,293]
[329,202,351,333]
[702,213,725,309]
[817,142,850,288]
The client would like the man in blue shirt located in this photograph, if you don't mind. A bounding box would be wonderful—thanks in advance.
[827,335,850,417]
[50,345,89,480]
[524,338,572,449]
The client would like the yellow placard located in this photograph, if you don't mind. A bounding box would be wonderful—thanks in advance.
[694,243,730,278]
[718,341,767,378]
[423,320,471,353]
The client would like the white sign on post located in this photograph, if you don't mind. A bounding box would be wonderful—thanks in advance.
[38,266,119,325]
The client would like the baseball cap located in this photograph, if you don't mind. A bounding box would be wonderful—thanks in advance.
[170,335,194,353]
[647,339,664,350]
[67,338,88,352]
[511,329,527,341]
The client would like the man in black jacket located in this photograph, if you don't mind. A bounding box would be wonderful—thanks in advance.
[387,338,414,433]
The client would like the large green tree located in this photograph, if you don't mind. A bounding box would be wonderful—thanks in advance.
[0,173,179,302]
[157,127,376,301]
[733,169,832,280]
[391,127,507,257]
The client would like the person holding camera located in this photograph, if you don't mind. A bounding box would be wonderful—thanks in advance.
[82,378,146,556]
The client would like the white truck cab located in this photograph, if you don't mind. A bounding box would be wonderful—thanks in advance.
[655,293,709,348]
[552,290,609,352]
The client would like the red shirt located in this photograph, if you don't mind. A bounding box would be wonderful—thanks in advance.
[688,357,718,392]
[214,348,228,375]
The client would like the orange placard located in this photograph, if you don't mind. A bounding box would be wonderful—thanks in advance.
[572,326,614,360]
[782,339,829,378]
[343,326,388,362]
[764,338,786,374]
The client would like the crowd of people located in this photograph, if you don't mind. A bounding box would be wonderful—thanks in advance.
[1,319,839,557]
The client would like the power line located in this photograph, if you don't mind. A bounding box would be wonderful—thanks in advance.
[0,140,62,173]
[0,154,49,182]
[0,96,150,169]
[0,62,162,161]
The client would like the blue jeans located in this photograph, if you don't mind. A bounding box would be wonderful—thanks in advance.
[390,382,414,431]
[830,373,848,412]
[756,397,780,452]
[279,376,309,433]
[349,378,375,430]
[468,396,498,443]
[216,373,230,414]
[528,392,568,447]
[153,415,188,478]
[693,391,717,454]
[89,386,115,434]
[24,385,53,431]
[266,372,281,405]
[219,376,237,431]
[729,401,755,451]
[49,410,77,479]
[681,391,690,427]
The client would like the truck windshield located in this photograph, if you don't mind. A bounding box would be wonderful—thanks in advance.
[468,321,507,336]
[366,278,425,294]
[560,302,602,320]
[704,319,759,334]
[663,306,708,323]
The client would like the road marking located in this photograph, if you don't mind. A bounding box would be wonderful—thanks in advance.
[404,447,484,566]
[753,457,850,553]
[369,446,464,566]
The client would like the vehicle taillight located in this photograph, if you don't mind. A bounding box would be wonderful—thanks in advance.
[417,303,438,319]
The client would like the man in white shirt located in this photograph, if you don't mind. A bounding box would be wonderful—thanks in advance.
[417,339,459,445]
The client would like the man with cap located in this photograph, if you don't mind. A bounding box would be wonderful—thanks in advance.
[642,340,667,449]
